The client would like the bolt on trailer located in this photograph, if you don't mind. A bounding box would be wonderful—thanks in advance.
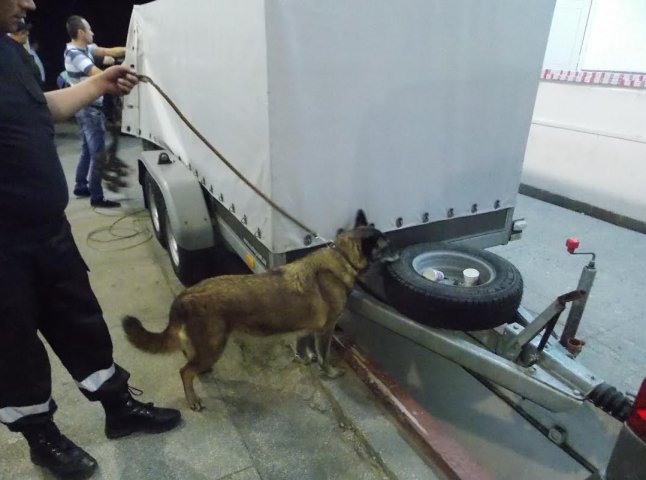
[122,0,640,471]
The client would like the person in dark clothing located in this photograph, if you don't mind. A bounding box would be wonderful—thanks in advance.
[0,1,182,479]
[7,21,42,84]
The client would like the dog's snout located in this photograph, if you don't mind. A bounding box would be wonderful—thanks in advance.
[379,247,400,263]
[374,237,399,263]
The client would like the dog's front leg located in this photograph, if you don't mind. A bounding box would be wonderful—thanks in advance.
[315,324,345,379]
[293,334,317,364]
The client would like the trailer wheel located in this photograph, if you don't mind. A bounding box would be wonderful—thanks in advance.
[144,171,167,248]
[165,212,213,286]
[384,243,523,330]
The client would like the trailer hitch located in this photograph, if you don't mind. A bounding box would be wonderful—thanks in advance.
[499,289,585,365]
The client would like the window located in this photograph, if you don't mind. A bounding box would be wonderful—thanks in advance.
[580,0,646,73]
[543,0,591,71]
[543,0,646,75]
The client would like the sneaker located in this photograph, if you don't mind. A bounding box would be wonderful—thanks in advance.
[24,421,98,479]
[104,389,181,439]
[90,198,121,208]
[73,186,91,197]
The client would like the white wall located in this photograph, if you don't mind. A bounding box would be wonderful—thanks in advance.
[522,81,646,223]
[525,0,646,226]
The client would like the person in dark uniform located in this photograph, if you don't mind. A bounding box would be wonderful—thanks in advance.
[7,21,42,85]
[0,1,182,479]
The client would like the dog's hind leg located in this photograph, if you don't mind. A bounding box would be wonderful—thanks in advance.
[180,361,204,411]
[180,323,229,411]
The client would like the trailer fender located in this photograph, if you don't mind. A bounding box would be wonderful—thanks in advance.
[138,150,214,251]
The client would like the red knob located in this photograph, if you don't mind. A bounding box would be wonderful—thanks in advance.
[566,237,580,254]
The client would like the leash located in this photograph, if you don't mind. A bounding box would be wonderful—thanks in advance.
[100,121,130,193]
[135,74,330,247]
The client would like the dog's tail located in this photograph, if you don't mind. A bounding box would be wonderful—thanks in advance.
[122,315,181,354]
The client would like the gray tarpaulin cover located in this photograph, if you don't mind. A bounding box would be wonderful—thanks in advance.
[122,0,554,254]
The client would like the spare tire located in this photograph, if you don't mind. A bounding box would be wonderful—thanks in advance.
[384,242,523,330]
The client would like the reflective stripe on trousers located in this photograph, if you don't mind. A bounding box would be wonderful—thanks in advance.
[0,398,52,424]
[0,364,117,424]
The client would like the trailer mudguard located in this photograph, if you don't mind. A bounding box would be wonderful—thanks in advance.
[139,150,214,251]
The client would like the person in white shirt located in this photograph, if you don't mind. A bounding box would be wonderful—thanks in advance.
[64,15,126,208]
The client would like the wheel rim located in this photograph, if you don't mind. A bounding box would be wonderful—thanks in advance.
[146,183,161,234]
[168,226,180,267]
[150,198,161,233]
[411,250,496,287]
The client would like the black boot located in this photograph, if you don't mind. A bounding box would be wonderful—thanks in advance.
[102,387,181,439]
[22,420,98,479]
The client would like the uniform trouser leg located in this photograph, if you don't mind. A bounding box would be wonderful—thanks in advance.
[0,218,128,432]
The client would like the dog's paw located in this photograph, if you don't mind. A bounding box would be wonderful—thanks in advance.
[292,336,317,365]
[188,397,205,412]
[293,349,317,365]
[320,364,346,379]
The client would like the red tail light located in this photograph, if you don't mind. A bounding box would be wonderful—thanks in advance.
[627,378,646,440]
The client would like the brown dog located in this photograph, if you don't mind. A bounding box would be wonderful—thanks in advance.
[122,210,395,410]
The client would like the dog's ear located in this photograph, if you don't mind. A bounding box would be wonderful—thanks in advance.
[359,232,379,260]
[354,209,368,228]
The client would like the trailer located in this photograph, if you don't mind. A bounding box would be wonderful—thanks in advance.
[121,0,645,477]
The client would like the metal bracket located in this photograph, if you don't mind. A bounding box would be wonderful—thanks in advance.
[346,289,587,412]
[498,290,585,363]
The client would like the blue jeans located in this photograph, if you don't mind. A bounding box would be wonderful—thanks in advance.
[75,106,106,201]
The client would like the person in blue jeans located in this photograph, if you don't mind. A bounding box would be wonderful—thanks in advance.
[74,106,110,204]
[64,15,125,208]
